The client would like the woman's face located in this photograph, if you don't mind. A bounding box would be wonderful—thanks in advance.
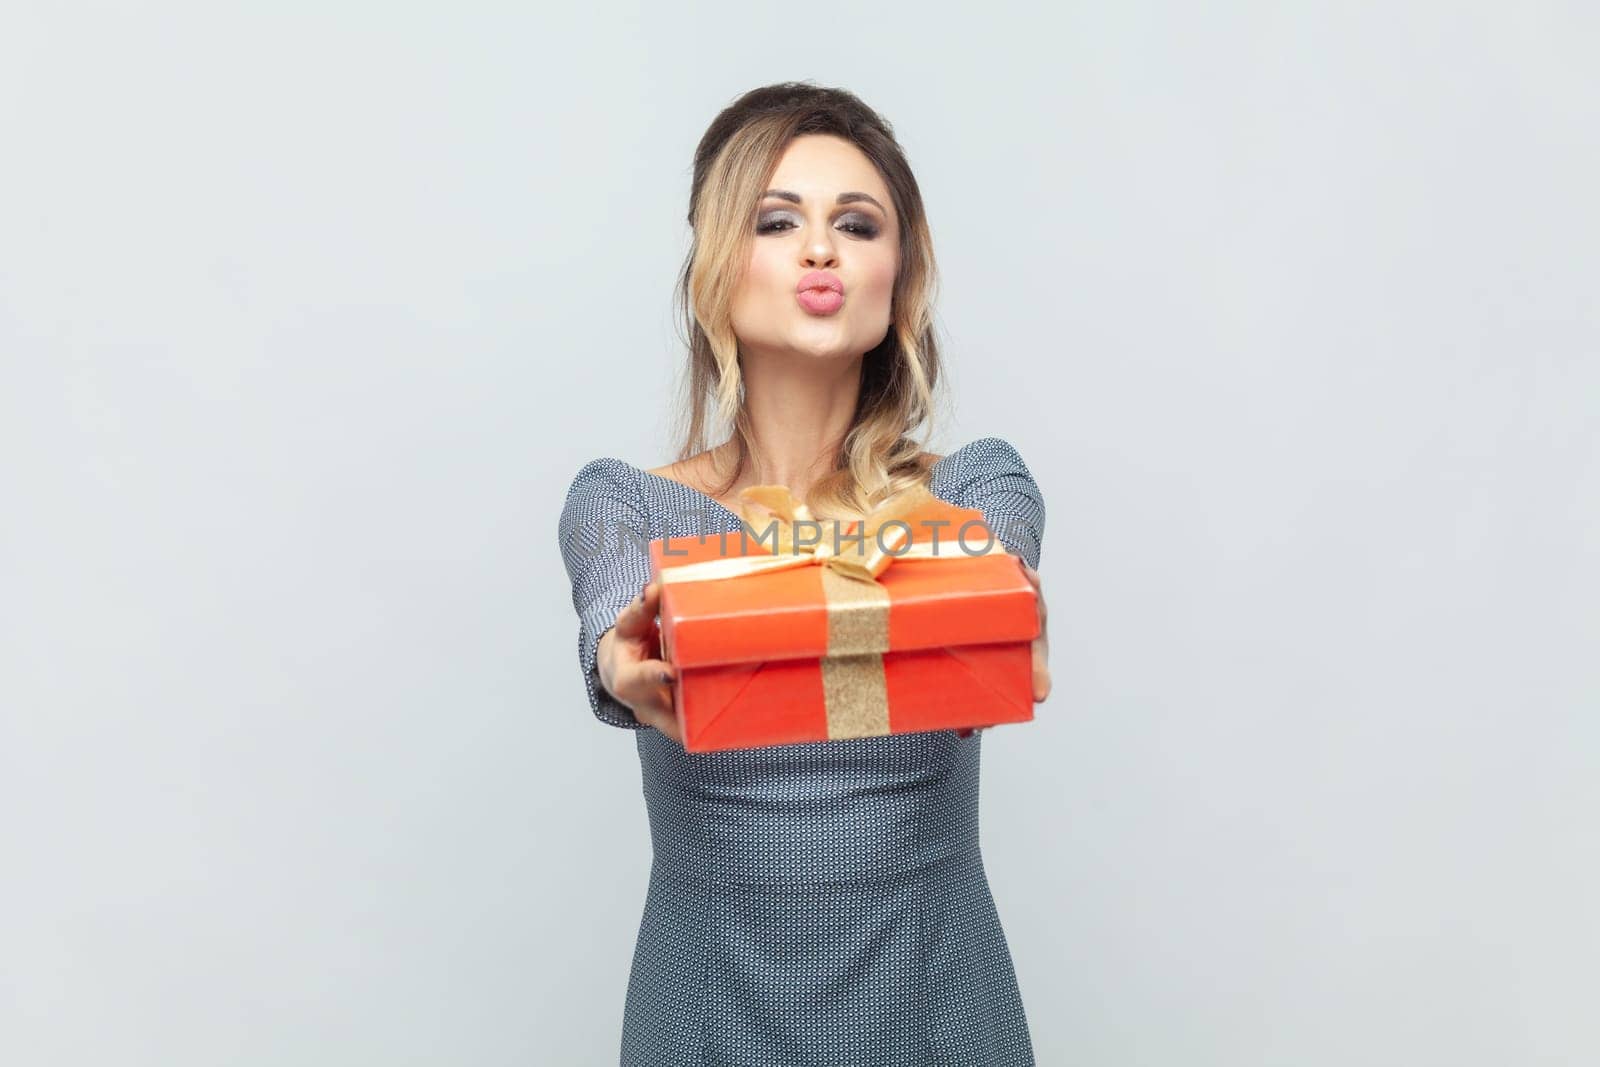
[729,134,900,364]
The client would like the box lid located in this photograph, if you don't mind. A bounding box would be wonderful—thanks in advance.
[648,498,1039,670]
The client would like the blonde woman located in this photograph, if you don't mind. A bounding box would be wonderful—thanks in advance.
[558,82,1051,1066]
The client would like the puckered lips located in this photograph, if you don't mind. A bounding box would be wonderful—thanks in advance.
[795,270,844,316]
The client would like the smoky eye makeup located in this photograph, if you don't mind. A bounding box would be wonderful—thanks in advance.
[755,209,881,238]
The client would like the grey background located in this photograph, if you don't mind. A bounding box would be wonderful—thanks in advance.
[3,3,1596,1064]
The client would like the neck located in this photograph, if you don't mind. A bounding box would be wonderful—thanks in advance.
[720,346,865,497]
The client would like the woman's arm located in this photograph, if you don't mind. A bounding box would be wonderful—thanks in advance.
[557,458,652,730]
[951,437,1051,728]
[953,436,1046,570]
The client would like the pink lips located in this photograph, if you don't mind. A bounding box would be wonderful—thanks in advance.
[795,271,844,315]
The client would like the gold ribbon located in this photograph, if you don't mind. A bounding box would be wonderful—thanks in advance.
[658,481,1008,740]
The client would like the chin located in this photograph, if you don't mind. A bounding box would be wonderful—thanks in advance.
[788,319,863,352]
[787,335,861,360]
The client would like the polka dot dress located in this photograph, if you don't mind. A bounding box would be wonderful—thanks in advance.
[558,437,1046,1066]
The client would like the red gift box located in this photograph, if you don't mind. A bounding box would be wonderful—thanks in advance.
[647,484,1039,753]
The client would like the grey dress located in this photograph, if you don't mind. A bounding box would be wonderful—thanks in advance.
[557,436,1046,1066]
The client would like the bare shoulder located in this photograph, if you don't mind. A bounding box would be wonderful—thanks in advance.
[644,451,746,512]
[644,452,713,483]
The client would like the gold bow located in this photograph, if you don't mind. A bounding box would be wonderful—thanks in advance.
[658,481,1009,741]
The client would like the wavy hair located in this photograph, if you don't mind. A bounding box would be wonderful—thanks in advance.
[670,81,949,522]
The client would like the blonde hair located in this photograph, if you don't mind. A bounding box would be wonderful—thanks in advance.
[669,82,949,523]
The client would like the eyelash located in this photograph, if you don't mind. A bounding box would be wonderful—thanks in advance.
[756,216,880,239]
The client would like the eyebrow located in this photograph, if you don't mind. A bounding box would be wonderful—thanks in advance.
[762,189,888,214]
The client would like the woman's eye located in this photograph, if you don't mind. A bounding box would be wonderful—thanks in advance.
[755,214,880,238]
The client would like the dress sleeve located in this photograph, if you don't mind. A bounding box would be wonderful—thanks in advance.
[557,457,652,730]
[947,437,1046,570]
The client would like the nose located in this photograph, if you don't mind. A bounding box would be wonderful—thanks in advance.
[800,229,838,270]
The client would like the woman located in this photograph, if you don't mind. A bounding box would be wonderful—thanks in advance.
[558,82,1051,1066]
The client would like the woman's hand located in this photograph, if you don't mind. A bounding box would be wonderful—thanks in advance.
[959,559,1050,738]
[597,577,683,744]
